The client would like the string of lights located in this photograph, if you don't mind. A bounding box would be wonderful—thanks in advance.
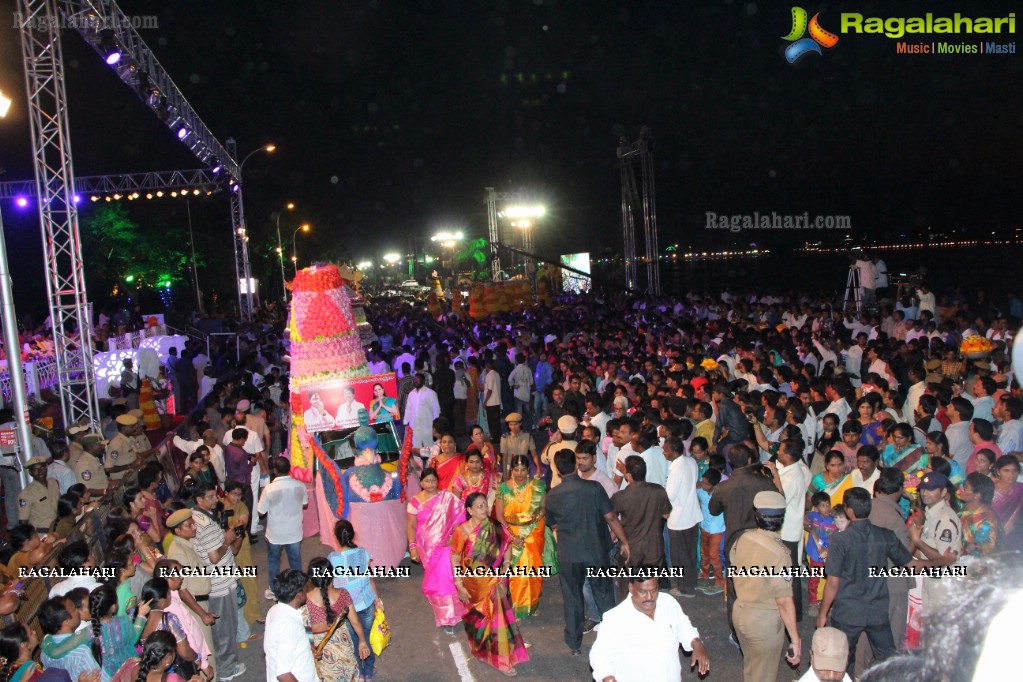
[0,168,220,204]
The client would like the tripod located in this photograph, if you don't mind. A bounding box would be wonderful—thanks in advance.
[843,266,861,314]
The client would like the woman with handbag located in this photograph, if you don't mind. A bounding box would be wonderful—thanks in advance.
[451,492,529,677]
[303,557,369,681]
[328,520,384,682]
[493,456,547,619]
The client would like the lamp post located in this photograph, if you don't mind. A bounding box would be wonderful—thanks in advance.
[430,230,463,285]
[274,202,295,302]
[292,223,311,274]
[230,142,275,319]
[501,205,544,275]
[0,90,34,471]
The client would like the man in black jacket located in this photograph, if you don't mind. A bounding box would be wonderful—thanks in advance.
[546,449,632,655]
[712,384,751,458]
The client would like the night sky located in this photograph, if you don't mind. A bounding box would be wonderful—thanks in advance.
[0,0,1020,309]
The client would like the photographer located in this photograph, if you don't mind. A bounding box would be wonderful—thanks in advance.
[191,482,246,681]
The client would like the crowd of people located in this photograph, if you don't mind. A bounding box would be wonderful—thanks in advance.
[0,274,1019,681]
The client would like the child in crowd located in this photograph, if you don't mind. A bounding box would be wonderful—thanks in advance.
[805,491,837,611]
[690,437,710,479]
[696,469,726,595]
[831,503,849,532]
[708,454,728,482]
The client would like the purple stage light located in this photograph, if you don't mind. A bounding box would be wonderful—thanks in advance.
[211,164,221,174]
[177,127,188,140]
[15,197,28,208]
[74,195,81,204]
[231,183,240,192]
[105,51,121,65]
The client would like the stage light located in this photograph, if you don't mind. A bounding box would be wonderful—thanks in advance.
[91,195,99,202]
[193,189,200,196]
[264,145,277,152]
[99,30,121,65]
[74,195,81,204]
[0,90,11,118]
[146,193,153,199]
[357,261,372,269]
[125,275,135,283]
[383,253,400,264]
[156,191,164,198]
[501,205,546,219]
[170,191,178,197]
[211,163,222,174]
[105,197,112,202]
[231,184,240,193]
[15,197,28,208]
[177,127,188,140]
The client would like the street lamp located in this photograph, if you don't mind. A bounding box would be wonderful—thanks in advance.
[0,90,34,469]
[274,202,295,301]
[431,230,463,282]
[500,205,544,274]
[292,223,311,274]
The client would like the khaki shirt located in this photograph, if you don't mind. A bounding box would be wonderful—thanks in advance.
[74,451,109,489]
[67,441,85,470]
[167,535,212,598]
[105,433,138,479]
[729,528,792,609]
[18,479,58,530]
[131,433,152,453]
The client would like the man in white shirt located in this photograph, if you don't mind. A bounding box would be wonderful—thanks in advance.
[765,439,811,622]
[265,569,320,682]
[851,445,881,495]
[817,381,852,439]
[945,398,974,469]
[916,285,936,317]
[995,395,1023,455]
[257,457,309,583]
[174,428,226,483]
[392,346,415,379]
[403,373,440,449]
[797,627,853,682]
[664,437,702,597]
[844,334,867,388]
[590,575,710,682]
[482,357,503,441]
[334,386,366,428]
[904,367,927,422]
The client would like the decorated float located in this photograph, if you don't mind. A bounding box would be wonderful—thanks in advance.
[287,264,416,566]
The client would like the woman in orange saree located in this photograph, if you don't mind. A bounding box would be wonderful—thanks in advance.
[494,455,546,619]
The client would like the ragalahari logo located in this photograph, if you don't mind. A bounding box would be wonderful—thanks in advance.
[783,7,839,63]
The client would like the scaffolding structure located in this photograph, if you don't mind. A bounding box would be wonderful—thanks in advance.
[484,188,543,279]
[15,0,240,427]
[617,127,660,295]
[0,168,220,199]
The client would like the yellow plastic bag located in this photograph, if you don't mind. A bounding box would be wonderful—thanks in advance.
[369,607,391,655]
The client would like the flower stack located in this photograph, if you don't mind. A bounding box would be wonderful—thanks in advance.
[288,265,369,475]
[960,335,994,359]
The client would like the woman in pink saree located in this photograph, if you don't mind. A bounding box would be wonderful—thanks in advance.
[992,455,1023,552]
[408,467,467,634]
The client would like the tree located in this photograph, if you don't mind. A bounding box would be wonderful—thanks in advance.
[81,204,192,306]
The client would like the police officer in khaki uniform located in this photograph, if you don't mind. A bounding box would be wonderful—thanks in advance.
[909,471,962,618]
[729,490,802,682]
[66,425,89,470]
[106,414,140,481]
[18,456,59,533]
[128,409,155,456]
[74,433,109,495]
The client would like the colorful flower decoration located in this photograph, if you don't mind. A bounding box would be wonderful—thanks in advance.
[960,336,994,354]
[700,358,719,371]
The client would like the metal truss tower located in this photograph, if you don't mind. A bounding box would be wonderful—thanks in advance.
[485,188,501,279]
[17,0,99,428]
[0,168,220,199]
[226,139,255,319]
[617,127,660,295]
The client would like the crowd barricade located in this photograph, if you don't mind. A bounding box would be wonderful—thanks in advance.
[106,325,168,352]
[0,357,60,409]
[0,428,184,641]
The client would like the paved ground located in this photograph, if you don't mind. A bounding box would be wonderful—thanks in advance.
[237,535,822,681]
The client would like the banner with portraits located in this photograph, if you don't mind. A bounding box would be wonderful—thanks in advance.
[300,373,401,433]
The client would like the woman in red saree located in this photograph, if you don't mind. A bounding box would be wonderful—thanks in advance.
[451,492,529,677]
[494,455,546,619]
[407,467,467,634]
[450,450,499,514]
[428,433,466,492]
[992,455,1023,552]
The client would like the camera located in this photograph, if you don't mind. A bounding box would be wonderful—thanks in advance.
[216,505,234,530]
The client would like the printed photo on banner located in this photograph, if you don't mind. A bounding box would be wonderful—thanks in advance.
[300,373,401,433]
